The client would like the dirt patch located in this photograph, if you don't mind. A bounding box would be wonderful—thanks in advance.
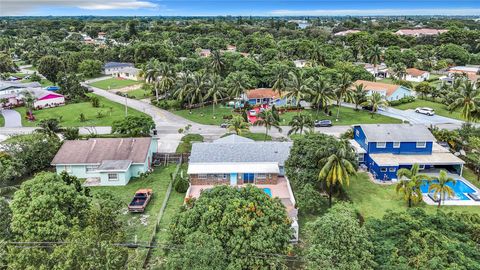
[112,84,143,93]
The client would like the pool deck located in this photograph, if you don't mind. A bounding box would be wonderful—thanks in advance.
[422,172,480,206]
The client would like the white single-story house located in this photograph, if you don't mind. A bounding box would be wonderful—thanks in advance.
[354,80,413,101]
[51,137,158,186]
[112,67,142,81]
[405,68,430,82]
[364,63,390,78]
[0,81,65,109]
[103,62,135,75]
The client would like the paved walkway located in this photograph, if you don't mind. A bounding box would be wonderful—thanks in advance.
[1,109,22,127]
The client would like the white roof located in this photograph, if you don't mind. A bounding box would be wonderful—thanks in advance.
[449,66,479,73]
[188,162,279,174]
[349,139,367,154]
[356,124,435,142]
[370,152,464,167]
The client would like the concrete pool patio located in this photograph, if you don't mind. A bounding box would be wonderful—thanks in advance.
[421,172,480,206]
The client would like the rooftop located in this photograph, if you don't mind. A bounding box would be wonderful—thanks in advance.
[356,124,435,142]
[104,62,134,69]
[354,80,407,97]
[0,81,42,91]
[406,68,428,77]
[188,162,279,174]
[246,88,282,99]
[213,134,254,143]
[97,160,132,172]
[370,152,464,167]
[395,28,448,36]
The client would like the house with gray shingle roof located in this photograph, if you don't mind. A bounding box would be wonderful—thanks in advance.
[51,137,157,186]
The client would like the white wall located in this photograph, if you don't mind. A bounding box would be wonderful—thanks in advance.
[34,97,65,108]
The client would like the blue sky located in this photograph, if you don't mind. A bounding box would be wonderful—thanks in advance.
[1,0,480,16]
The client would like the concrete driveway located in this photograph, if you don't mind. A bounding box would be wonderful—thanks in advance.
[378,107,464,127]
[1,109,22,128]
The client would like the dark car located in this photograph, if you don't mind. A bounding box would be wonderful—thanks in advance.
[220,123,229,128]
[314,120,333,127]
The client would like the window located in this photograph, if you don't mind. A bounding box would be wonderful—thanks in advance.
[223,174,227,179]
[198,174,207,180]
[376,142,386,148]
[85,165,98,173]
[416,142,426,148]
[357,154,364,162]
[418,165,425,170]
[389,168,396,172]
[380,168,387,172]
[257,173,267,179]
[393,142,400,148]
[63,165,72,173]
[108,173,118,181]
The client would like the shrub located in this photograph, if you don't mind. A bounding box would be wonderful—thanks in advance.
[96,111,105,119]
[63,127,79,140]
[152,99,182,110]
[90,96,100,108]
[390,96,416,106]
[79,113,87,122]
[174,175,190,193]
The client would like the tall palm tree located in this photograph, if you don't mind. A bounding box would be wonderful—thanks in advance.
[284,70,311,108]
[35,118,63,137]
[391,63,407,81]
[352,83,367,111]
[186,72,207,109]
[428,170,456,208]
[204,74,227,118]
[145,59,161,100]
[210,50,225,75]
[174,70,193,106]
[396,164,430,207]
[272,66,289,96]
[253,109,282,141]
[22,91,36,116]
[309,43,326,66]
[227,115,250,135]
[362,92,389,118]
[448,80,480,123]
[288,113,314,135]
[318,146,356,207]
[368,44,383,75]
[157,63,176,99]
[334,73,353,121]
[227,72,250,101]
[309,76,334,116]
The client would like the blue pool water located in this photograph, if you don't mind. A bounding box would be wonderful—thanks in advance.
[420,180,476,200]
[263,188,272,197]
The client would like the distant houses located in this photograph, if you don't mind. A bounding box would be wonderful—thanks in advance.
[293,60,308,68]
[333,30,361,36]
[242,88,288,106]
[440,66,480,85]
[103,62,135,75]
[51,137,157,186]
[0,81,65,109]
[103,62,141,81]
[363,63,390,78]
[354,80,413,101]
[395,28,448,37]
[405,68,430,82]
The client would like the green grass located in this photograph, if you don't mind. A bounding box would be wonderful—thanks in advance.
[462,166,480,189]
[126,88,153,99]
[176,134,204,153]
[21,78,53,87]
[89,78,140,90]
[0,114,4,127]
[392,99,464,120]
[281,107,403,125]
[90,165,176,243]
[172,105,236,125]
[241,132,273,141]
[16,94,148,127]
[345,172,480,219]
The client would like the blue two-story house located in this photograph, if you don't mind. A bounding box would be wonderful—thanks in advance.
[351,124,464,181]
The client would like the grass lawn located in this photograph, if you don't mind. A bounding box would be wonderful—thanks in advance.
[392,99,464,120]
[126,88,153,99]
[281,107,403,125]
[0,114,4,127]
[172,105,236,125]
[89,78,140,90]
[16,94,147,127]
[176,134,204,153]
[345,172,480,219]
[462,166,480,189]
[239,132,272,141]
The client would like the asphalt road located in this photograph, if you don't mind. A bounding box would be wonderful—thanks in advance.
[1,109,22,128]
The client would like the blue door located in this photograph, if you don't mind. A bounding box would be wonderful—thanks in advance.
[243,173,254,184]
[230,173,237,186]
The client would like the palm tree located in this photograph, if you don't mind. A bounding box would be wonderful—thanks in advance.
[22,90,36,116]
[318,146,356,207]
[227,72,250,101]
[253,109,282,141]
[448,80,480,123]
[396,164,430,207]
[368,45,383,76]
[210,50,225,75]
[334,73,353,121]
[428,170,456,208]
[227,115,250,135]
[35,118,63,137]
[352,83,367,111]
[309,76,334,116]
[157,63,176,99]
[204,74,227,118]
[284,70,311,108]
[174,70,193,106]
[391,63,407,81]
[272,66,290,96]
[362,92,389,118]
[186,72,208,109]
[288,113,314,135]
[309,43,326,66]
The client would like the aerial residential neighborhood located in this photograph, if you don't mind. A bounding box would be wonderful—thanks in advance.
[1,3,480,270]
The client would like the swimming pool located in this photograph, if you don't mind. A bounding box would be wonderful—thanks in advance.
[263,188,272,197]
[420,179,476,201]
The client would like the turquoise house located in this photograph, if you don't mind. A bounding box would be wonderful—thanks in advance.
[51,137,157,186]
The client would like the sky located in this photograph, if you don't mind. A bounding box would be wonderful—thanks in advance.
[1,0,480,17]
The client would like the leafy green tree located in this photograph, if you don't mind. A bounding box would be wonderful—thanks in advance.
[288,113,314,135]
[285,70,311,107]
[37,55,64,84]
[449,80,480,123]
[309,76,334,115]
[35,118,63,137]
[166,185,292,269]
[415,82,433,100]
[111,115,155,136]
[396,164,429,207]
[21,90,36,116]
[227,114,250,135]
[437,43,470,65]
[78,59,103,78]
[253,108,282,141]
[63,127,80,140]
[0,198,12,240]
[306,203,376,270]
[352,83,367,110]
[0,53,18,73]
[362,92,389,117]
[57,72,88,101]
[428,170,456,208]
[210,50,225,75]
[226,71,251,99]
[367,44,383,73]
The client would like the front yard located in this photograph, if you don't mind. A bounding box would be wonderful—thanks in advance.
[89,78,141,90]
[172,105,236,125]
[392,99,464,121]
[16,94,147,127]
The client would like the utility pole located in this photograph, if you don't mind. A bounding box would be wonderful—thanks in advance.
[125,96,128,117]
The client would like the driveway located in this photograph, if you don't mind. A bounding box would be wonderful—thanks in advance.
[378,107,464,126]
[1,109,22,128]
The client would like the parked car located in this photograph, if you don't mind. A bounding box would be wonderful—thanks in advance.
[314,120,333,127]
[128,189,153,213]
[45,86,60,91]
[249,109,257,116]
[220,123,229,128]
[415,107,435,116]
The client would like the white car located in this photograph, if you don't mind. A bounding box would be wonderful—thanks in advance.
[249,110,257,116]
[415,107,435,116]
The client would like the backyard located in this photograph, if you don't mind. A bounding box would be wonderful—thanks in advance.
[176,134,204,153]
[392,99,464,120]
[89,77,141,90]
[16,94,147,127]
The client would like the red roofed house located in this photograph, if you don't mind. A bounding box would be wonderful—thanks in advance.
[243,88,288,106]
[354,80,413,101]
[405,68,430,82]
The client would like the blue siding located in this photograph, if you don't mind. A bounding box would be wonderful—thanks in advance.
[387,86,412,101]
[368,142,432,155]
[353,126,368,150]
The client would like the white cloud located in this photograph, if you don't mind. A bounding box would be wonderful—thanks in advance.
[270,8,480,16]
[1,0,159,15]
